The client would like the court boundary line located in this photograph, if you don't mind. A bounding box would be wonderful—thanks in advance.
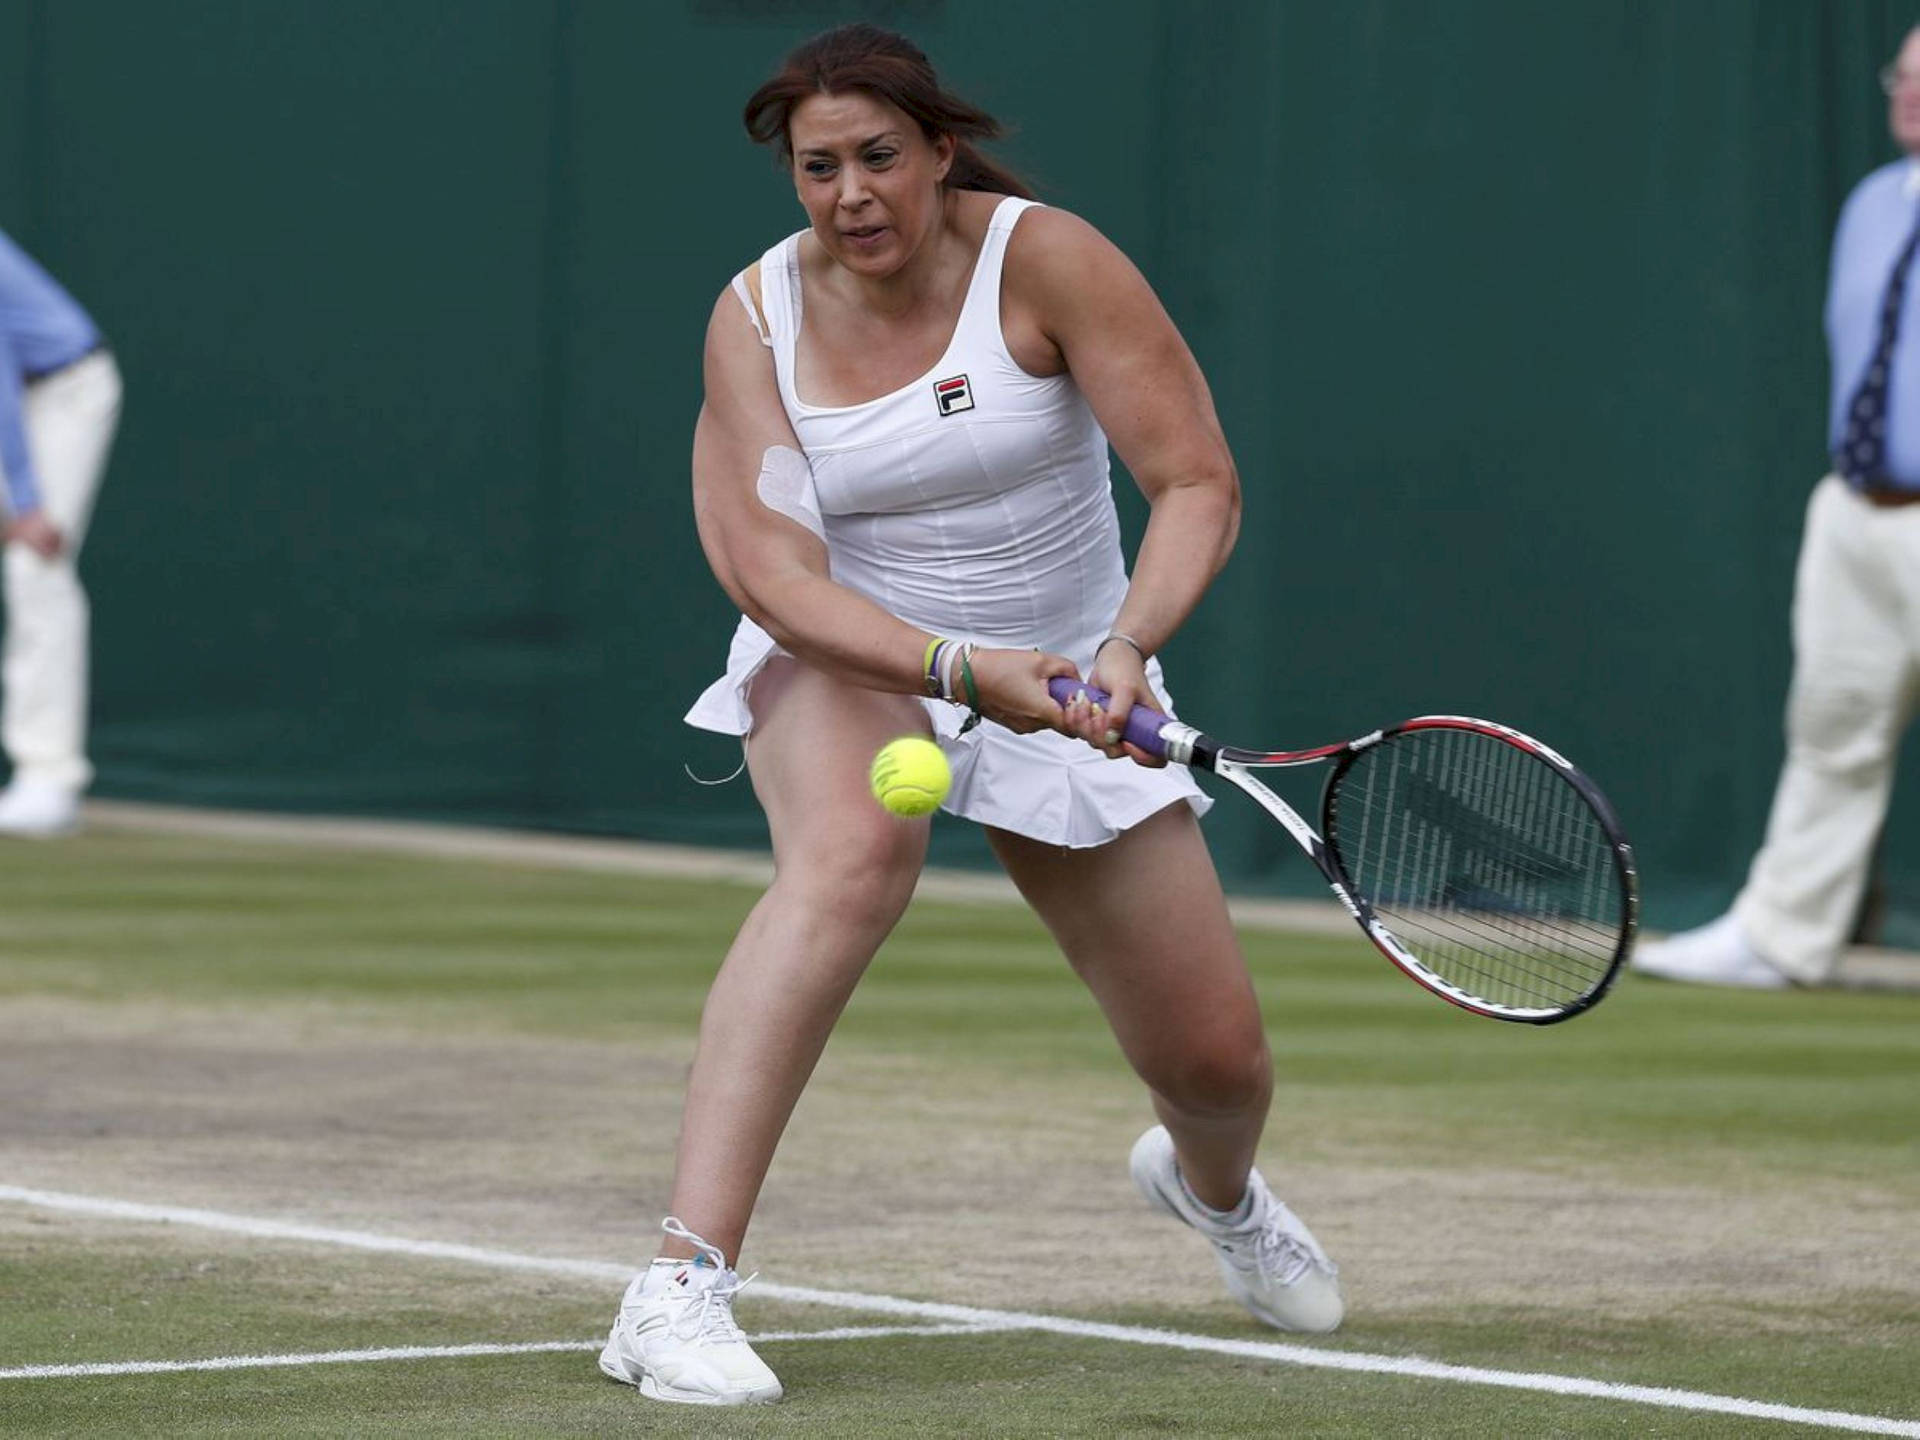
[5,1184,1917,1436]
[0,1326,1015,1383]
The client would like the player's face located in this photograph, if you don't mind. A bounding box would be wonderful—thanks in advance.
[1890,31,1920,155]
[788,91,953,279]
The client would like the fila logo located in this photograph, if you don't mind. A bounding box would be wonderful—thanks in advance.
[933,374,974,416]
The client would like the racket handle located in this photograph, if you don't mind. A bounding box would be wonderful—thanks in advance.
[1046,676,1172,758]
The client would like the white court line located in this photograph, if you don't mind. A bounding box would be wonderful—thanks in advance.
[0,1326,1011,1382]
[4,1184,1918,1438]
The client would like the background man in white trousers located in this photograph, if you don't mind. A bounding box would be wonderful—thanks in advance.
[1636,28,1920,989]
[0,229,122,837]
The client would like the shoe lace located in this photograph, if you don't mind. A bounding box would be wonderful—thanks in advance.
[658,1215,759,1346]
[1250,1217,1316,1286]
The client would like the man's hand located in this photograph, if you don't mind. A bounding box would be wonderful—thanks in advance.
[3,512,65,558]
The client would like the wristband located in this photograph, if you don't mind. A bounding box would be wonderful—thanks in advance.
[923,637,949,698]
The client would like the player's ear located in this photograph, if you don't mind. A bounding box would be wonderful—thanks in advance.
[932,132,955,185]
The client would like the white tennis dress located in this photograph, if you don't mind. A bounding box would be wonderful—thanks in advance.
[685,196,1210,846]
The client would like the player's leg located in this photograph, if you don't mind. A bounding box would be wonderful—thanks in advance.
[989,802,1267,1202]
[664,657,932,1261]
[988,801,1342,1331]
[601,658,931,1404]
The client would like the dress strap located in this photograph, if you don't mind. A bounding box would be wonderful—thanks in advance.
[756,233,805,407]
[952,196,1044,351]
[728,271,771,348]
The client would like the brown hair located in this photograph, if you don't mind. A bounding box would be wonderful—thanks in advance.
[743,24,1035,200]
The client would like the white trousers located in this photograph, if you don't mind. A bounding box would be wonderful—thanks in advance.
[1,350,121,792]
[1734,474,1920,982]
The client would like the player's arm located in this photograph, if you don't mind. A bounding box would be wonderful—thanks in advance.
[1008,208,1242,738]
[692,283,926,693]
[691,281,1076,724]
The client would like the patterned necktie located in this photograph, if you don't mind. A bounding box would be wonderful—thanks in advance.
[1838,210,1920,484]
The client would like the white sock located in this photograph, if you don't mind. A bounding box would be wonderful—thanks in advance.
[1178,1166,1255,1228]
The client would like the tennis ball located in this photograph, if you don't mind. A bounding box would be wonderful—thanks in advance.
[869,736,951,817]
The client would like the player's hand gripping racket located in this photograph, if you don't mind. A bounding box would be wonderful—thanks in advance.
[1049,679,1637,1023]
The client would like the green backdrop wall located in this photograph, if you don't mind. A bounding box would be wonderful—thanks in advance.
[5,0,1918,938]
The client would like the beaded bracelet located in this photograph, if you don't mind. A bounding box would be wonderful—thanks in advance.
[939,641,963,703]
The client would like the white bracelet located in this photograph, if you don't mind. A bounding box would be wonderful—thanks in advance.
[1097,632,1147,662]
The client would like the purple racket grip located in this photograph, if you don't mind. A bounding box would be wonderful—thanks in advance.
[1046,676,1172,758]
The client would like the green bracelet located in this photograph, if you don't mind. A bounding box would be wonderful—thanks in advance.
[957,644,983,735]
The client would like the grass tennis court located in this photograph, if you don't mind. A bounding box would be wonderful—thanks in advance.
[2,819,1917,1437]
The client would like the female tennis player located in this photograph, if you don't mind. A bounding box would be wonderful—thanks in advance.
[598,23,1342,1406]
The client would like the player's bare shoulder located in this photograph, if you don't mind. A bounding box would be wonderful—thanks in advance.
[1002,205,1159,366]
[702,262,786,418]
[1005,206,1137,293]
[698,260,800,459]
[707,263,772,354]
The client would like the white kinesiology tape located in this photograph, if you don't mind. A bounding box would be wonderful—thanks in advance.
[756,445,825,540]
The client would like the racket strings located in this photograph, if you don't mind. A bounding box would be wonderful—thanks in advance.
[1329,728,1625,1011]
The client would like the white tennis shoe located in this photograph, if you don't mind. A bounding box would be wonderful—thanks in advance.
[0,777,80,838]
[598,1217,782,1406]
[1630,913,1789,990]
[1130,1124,1344,1334]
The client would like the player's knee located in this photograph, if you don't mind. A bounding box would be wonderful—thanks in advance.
[792,812,924,926]
[1152,1036,1272,1117]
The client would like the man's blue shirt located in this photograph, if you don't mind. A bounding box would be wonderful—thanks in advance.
[0,229,102,515]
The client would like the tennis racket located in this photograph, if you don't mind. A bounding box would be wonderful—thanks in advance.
[1048,678,1637,1024]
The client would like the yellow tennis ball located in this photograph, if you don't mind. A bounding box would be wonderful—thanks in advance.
[869,736,951,817]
